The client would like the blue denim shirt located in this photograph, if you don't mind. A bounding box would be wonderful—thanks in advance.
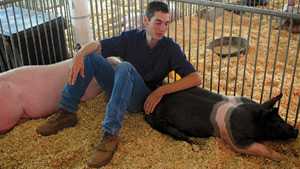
[100,29,195,90]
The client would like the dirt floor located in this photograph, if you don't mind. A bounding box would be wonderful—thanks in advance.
[1,92,300,169]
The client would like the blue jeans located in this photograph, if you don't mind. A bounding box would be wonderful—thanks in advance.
[59,52,151,135]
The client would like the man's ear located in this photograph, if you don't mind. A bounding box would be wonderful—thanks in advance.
[143,16,150,27]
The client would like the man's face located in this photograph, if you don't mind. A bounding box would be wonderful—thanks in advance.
[144,11,170,41]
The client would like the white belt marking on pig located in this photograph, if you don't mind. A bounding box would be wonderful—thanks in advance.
[210,97,243,150]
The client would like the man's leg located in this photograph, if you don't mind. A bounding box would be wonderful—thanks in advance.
[87,62,150,168]
[37,53,115,136]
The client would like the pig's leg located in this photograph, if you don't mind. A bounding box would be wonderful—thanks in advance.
[145,115,192,143]
[235,142,284,161]
[0,82,23,134]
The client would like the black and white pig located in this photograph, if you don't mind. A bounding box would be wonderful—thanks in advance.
[145,87,298,160]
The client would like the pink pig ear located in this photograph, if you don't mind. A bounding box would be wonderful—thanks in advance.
[261,93,283,109]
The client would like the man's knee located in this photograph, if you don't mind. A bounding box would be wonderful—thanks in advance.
[85,52,102,60]
[115,62,135,73]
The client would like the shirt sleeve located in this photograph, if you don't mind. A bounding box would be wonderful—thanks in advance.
[169,43,196,77]
[100,31,128,58]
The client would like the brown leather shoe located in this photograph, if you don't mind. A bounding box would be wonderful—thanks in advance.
[87,133,119,168]
[36,109,78,136]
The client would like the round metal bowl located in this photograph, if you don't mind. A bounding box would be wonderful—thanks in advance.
[207,36,249,57]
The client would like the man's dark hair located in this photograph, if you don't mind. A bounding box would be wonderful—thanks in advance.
[146,1,169,19]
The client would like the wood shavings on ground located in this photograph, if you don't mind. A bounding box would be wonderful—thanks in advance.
[1,92,300,169]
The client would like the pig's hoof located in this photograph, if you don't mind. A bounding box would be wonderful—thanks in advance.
[191,144,201,152]
[0,134,6,139]
[189,137,207,146]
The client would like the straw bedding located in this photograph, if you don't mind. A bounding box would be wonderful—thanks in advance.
[1,11,300,169]
[1,92,300,169]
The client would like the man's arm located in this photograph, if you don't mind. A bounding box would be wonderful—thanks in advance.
[144,72,201,114]
[160,72,201,94]
[69,41,101,85]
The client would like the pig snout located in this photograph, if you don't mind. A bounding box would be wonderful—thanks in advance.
[281,124,299,139]
[292,128,298,138]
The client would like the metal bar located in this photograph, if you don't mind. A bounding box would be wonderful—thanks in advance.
[167,0,170,83]
[281,0,285,10]
[127,0,131,30]
[65,0,74,57]
[58,0,68,61]
[174,0,178,43]
[217,8,225,94]
[167,0,170,38]
[202,5,208,88]
[188,3,192,62]
[33,1,45,64]
[105,0,110,37]
[25,1,39,64]
[175,0,300,20]
[39,0,51,64]
[294,96,300,128]
[122,0,126,31]
[250,14,263,100]
[272,0,275,10]
[280,19,293,119]
[0,20,11,70]
[11,4,24,66]
[100,0,105,38]
[260,15,273,103]
[233,11,243,96]
[90,0,97,40]
[210,7,217,92]
[140,0,144,30]
[4,4,20,68]
[134,0,138,29]
[182,2,185,55]
[225,11,234,96]
[174,0,178,81]
[269,18,282,99]
[52,0,64,61]
[116,0,121,34]
[286,34,300,122]
[110,0,115,36]
[18,1,31,65]
[45,0,57,63]
[1,0,25,6]
[195,4,200,72]
[241,12,253,96]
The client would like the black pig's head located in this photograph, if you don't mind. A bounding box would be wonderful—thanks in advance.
[256,93,298,140]
[258,107,298,140]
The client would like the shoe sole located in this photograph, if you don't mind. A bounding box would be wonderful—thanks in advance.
[87,155,113,168]
[37,121,77,136]
[87,145,118,168]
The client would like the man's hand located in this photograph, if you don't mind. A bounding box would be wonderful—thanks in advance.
[68,53,85,85]
[144,87,166,114]
[66,41,101,85]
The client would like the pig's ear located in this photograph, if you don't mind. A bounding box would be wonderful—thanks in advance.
[261,93,283,109]
[260,107,279,119]
[260,109,274,119]
[271,107,279,114]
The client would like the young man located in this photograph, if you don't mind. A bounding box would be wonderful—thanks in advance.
[37,1,201,168]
